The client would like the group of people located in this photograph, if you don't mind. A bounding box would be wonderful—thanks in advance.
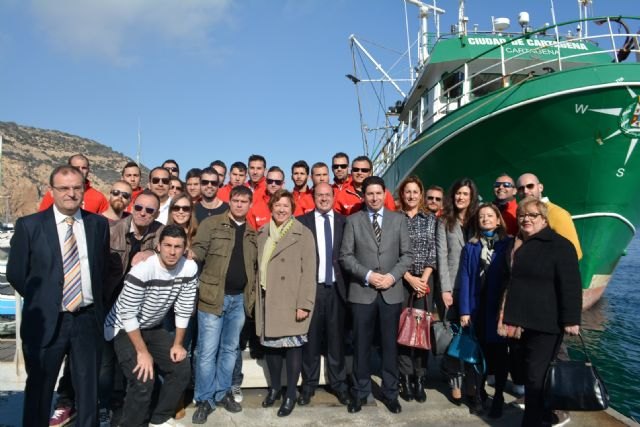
[8,151,582,427]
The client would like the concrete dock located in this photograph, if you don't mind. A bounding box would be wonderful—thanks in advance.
[0,339,636,426]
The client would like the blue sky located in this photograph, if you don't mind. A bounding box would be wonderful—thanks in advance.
[0,0,637,181]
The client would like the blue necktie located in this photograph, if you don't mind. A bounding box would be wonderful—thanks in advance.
[323,213,333,286]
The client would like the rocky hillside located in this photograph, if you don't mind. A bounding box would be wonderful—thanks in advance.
[0,121,148,220]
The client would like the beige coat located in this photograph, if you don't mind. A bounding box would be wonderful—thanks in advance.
[255,219,317,338]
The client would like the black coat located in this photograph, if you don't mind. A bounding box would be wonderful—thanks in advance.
[503,226,582,334]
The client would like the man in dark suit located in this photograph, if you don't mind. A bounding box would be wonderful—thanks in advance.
[8,165,110,426]
[340,176,413,414]
[297,182,351,407]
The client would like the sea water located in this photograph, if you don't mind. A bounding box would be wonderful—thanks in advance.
[576,234,640,420]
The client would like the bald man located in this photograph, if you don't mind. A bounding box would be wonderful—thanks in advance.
[516,173,582,259]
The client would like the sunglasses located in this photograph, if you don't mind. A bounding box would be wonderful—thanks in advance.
[110,189,131,199]
[170,185,183,191]
[151,177,170,185]
[171,205,192,213]
[494,181,514,188]
[426,196,442,202]
[133,205,156,215]
[352,167,371,173]
[164,166,179,172]
[266,179,283,185]
[517,183,537,192]
[201,179,219,187]
[332,164,348,170]
[518,212,543,220]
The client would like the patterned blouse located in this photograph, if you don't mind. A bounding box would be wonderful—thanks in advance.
[405,211,437,276]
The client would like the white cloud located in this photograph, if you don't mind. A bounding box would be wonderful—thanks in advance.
[30,0,233,65]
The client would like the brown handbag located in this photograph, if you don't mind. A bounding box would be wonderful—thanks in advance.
[397,294,432,350]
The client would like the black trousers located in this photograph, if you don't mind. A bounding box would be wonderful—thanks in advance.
[22,307,101,427]
[351,294,402,401]
[301,284,348,394]
[521,329,562,427]
[114,328,191,427]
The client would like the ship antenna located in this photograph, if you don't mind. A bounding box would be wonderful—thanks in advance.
[403,0,415,83]
[136,117,142,166]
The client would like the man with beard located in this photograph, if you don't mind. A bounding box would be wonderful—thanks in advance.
[195,168,229,222]
[102,181,133,222]
[247,166,285,230]
[291,160,315,216]
[492,174,518,236]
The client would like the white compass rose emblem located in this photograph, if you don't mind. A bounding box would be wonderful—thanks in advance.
[588,86,640,166]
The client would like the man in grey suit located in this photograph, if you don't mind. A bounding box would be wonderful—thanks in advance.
[340,176,413,414]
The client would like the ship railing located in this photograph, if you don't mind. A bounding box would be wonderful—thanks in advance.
[372,16,640,176]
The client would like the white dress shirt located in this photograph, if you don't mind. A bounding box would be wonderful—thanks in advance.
[53,205,93,308]
[314,209,335,283]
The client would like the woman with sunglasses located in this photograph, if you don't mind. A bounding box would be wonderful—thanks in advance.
[498,197,581,427]
[396,176,437,404]
[256,189,316,417]
[435,177,479,405]
[169,177,185,200]
[168,193,198,249]
[458,203,512,417]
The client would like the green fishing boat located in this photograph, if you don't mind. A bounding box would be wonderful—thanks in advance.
[348,1,640,308]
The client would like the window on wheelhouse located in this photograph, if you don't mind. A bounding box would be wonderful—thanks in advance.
[470,73,503,98]
[441,71,464,111]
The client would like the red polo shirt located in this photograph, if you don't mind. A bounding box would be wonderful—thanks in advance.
[39,180,109,214]
[217,183,233,203]
[293,187,315,216]
[333,182,396,216]
[247,191,272,230]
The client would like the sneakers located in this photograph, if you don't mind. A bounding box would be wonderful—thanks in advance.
[98,408,111,427]
[231,384,243,403]
[149,419,185,427]
[552,410,571,427]
[49,407,76,427]
[192,401,215,424]
[217,391,242,413]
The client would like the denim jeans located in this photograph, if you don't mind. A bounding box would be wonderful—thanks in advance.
[194,294,245,404]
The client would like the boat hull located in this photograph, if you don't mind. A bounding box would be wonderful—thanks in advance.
[381,64,640,309]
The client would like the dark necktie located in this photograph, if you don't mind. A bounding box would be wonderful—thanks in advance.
[323,213,333,285]
[62,216,82,311]
[372,212,381,243]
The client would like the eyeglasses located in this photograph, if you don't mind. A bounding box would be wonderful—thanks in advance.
[170,185,183,191]
[426,196,442,202]
[200,179,219,187]
[266,179,283,185]
[494,181,514,188]
[133,205,156,215]
[151,177,170,185]
[517,212,543,220]
[351,167,371,173]
[110,189,131,199]
[164,166,179,172]
[332,164,348,170]
[517,183,537,192]
[52,185,84,193]
[171,205,191,213]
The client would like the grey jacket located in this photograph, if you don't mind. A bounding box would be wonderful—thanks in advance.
[340,209,413,305]
[435,218,466,293]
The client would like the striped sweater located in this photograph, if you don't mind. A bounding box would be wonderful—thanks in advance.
[104,254,198,341]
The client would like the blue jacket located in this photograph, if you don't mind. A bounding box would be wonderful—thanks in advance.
[458,236,511,343]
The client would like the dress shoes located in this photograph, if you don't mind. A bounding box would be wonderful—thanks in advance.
[414,376,427,403]
[297,390,313,406]
[277,398,296,417]
[382,398,402,414]
[262,388,282,408]
[335,391,352,406]
[347,397,366,413]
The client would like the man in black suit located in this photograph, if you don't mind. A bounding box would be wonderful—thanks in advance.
[8,165,110,426]
[296,182,351,407]
[340,176,413,414]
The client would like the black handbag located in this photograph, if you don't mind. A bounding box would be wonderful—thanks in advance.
[430,308,454,356]
[543,333,610,411]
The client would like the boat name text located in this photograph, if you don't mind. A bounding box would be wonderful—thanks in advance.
[467,37,588,51]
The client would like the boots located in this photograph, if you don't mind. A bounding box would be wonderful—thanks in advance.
[398,374,414,402]
[413,376,427,403]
